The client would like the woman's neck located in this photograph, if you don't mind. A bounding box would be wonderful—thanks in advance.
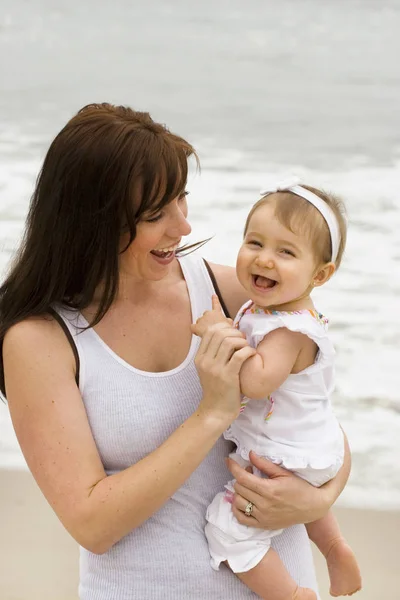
[91,258,184,309]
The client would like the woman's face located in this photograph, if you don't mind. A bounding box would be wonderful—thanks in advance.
[120,191,192,282]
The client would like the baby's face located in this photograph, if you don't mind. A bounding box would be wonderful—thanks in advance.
[236,202,318,310]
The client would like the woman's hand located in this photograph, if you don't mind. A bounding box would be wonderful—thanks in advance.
[191,295,233,338]
[195,322,255,425]
[227,451,330,530]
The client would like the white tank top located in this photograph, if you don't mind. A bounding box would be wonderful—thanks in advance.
[54,253,319,600]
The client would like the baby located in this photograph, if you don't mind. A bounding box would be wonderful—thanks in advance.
[193,179,362,599]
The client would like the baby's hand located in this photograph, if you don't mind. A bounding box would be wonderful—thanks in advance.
[191,295,233,337]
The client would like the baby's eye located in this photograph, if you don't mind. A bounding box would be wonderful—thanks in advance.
[280,248,295,257]
[247,240,262,247]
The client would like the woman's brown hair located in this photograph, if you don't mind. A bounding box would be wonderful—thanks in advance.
[0,103,198,395]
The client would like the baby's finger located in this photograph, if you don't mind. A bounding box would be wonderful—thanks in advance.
[191,323,203,337]
[212,294,223,312]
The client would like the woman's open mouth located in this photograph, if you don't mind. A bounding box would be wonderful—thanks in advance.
[150,245,178,265]
[252,274,277,291]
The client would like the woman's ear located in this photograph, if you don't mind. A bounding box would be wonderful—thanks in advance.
[312,262,336,287]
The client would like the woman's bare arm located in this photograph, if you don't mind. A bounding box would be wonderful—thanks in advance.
[4,317,254,555]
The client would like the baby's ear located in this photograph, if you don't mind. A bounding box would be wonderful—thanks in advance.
[313,262,336,287]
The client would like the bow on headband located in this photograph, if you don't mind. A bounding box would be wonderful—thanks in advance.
[260,176,301,196]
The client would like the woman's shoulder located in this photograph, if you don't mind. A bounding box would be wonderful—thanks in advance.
[206,262,249,318]
[3,314,77,382]
[4,313,66,342]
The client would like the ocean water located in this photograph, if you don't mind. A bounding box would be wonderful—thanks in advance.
[0,0,400,509]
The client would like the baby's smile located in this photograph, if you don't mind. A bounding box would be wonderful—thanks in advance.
[251,274,278,290]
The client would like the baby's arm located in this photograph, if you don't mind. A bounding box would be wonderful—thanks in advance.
[239,328,306,399]
[192,296,311,400]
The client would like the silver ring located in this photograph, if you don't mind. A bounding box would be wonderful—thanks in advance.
[244,501,254,517]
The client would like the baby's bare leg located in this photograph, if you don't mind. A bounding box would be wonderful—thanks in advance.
[233,548,316,600]
[306,511,362,597]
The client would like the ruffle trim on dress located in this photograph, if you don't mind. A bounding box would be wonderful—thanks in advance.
[265,453,343,471]
[224,429,343,471]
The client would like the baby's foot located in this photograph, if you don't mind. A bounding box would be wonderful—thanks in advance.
[325,538,362,596]
[293,586,317,600]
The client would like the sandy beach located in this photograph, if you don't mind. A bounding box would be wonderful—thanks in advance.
[0,468,398,600]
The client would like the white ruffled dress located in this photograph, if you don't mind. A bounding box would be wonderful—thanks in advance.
[205,301,344,573]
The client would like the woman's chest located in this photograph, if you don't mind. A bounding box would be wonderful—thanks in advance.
[88,298,193,373]
[81,357,202,470]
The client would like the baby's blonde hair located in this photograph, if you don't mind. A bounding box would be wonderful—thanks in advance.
[244,186,347,269]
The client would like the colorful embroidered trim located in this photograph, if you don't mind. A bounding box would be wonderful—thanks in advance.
[240,396,249,413]
[235,301,328,327]
[264,395,274,421]
[224,489,234,504]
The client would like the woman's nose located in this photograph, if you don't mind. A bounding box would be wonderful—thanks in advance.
[169,209,192,237]
[179,215,192,236]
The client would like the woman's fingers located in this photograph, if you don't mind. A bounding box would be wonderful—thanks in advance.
[232,481,264,508]
[227,454,323,530]
[226,457,267,496]
[231,495,261,527]
[248,451,291,480]
[195,325,254,422]
[225,345,256,374]
[195,322,227,357]
[196,323,246,360]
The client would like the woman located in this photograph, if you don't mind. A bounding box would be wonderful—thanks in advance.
[0,103,350,599]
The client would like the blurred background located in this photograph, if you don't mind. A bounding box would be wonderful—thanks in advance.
[0,0,399,525]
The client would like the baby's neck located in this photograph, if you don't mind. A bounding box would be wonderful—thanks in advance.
[255,294,315,313]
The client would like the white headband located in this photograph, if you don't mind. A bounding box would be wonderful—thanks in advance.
[260,176,340,263]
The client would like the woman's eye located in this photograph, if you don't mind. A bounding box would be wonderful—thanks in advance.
[145,213,163,223]
[179,190,189,200]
